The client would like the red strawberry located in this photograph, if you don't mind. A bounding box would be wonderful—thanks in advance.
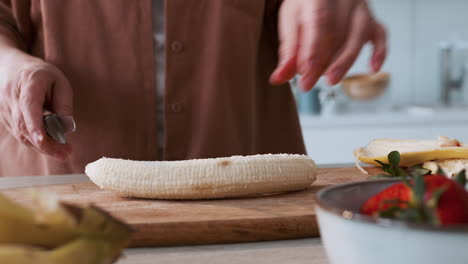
[360,175,468,226]
[360,183,411,215]
[423,175,468,225]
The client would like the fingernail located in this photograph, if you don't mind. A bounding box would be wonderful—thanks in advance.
[371,56,379,67]
[277,58,288,67]
[328,67,344,85]
[60,116,76,133]
[300,76,315,92]
[32,131,43,145]
[376,52,385,62]
[372,54,384,71]
[269,71,279,84]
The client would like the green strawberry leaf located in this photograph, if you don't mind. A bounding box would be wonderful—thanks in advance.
[426,185,447,208]
[424,185,447,227]
[413,174,426,205]
[380,199,409,209]
[375,160,393,175]
[453,170,467,187]
[368,174,393,179]
[373,152,408,177]
[382,167,393,175]
[401,174,412,188]
[408,163,424,169]
[436,166,445,175]
[388,151,400,167]
[371,151,427,179]
[396,207,422,222]
[378,206,401,218]
[394,167,409,177]
[409,168,431,177]
[374,160,386,167]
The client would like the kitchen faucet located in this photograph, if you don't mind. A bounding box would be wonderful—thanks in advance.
[439,42,466,105]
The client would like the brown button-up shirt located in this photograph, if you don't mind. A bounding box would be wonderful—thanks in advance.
[0,0,306,176]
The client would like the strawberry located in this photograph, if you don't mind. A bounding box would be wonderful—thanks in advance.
[360,174,468,226]
[360,182,410,215]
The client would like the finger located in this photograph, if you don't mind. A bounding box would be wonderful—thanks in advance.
[0,95,12,130]
[50,68,75,135]
[325,26,366,85]
[20,69,73,160]
[11,107,32,146]
[270,57,297,85]
[370,23,387,72]
[270,5,300,85]
[60,115,76,133]
[20,75,48,146]
[325,3,372,85]
[297,2,335,91]
[334,0,360,48]
[50,68,74,117]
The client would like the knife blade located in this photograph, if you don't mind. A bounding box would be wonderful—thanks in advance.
[43,114,67,144]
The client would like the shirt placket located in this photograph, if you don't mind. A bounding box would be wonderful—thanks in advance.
[163,0,189,161]
[138,0,159,160]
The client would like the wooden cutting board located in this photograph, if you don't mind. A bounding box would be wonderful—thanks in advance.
[2,167,378,247]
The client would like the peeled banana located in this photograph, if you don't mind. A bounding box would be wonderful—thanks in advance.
[355,136,468,167]
[85,154,317,199]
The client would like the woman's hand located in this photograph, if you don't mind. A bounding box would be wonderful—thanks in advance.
[270,0,387,91]
[0,53,74,161]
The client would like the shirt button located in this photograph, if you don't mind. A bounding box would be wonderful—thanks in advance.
[171,102,184,113]
[171,41,184,53]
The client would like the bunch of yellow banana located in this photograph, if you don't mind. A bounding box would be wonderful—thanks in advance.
[0,191,132,264]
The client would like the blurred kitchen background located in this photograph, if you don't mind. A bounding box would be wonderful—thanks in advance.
[297,0,468,165]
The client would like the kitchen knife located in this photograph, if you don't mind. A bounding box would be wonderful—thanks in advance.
[43,114,67,144]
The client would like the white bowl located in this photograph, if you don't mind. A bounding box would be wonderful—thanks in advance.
[316,179,468,264]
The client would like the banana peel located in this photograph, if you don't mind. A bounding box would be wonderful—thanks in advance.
[355,136,468,180]
[355,137,468,167]
[356,147,468,167]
